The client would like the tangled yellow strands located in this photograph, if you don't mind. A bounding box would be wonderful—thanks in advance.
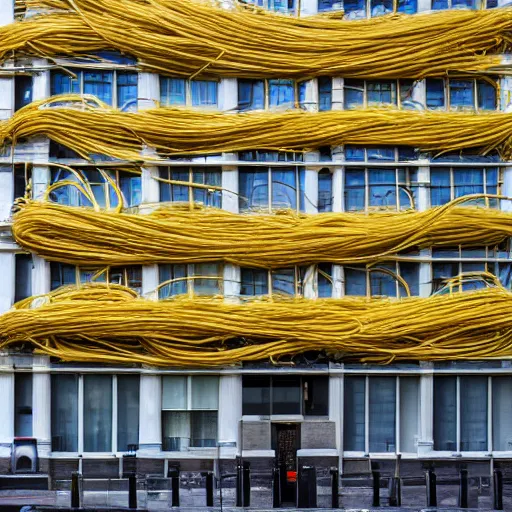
[11,195,512,267]
[2,0,511,79]
[2,282,512,367]
[4,96,512,160]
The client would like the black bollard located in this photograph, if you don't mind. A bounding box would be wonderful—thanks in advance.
[71,472,80,508]
[128,473,137,509]
[272,466,281,508]
[205,471,214,507]
[169,467,180,507]
[459,468,468,509]
[236,462,243,507]
[426,468,437,507]
[372,471,380,507]
[494,469,503,511]
[330,468,339,509]
[388,477,401,507]
[242,461,251,507]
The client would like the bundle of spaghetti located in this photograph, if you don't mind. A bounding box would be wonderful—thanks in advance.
[4,96,512,160]
[3,0,511,79]
[12,195,512,267]
[2,283,512,367]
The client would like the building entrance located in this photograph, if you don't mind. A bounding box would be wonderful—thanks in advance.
[272,423,300,506]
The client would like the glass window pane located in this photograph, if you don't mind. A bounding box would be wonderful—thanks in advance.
[368,169,397,209]
[162,376,187,410]
[191,80,217,106]
[345,267,367,296]
[399,262,420,297]
[15,374,32,437]
[272,268,296,295]
[191,411,217,447]
[477,80,496,110]
[344,80,364,108]
[304,376,329,416]
[15,254,32,303]
[84,72,113,105]
[400,377,419,453]
[450,80,474,109]
[454,168,484,198]
[84,375,112,452]
[239,170,269,211]
[460,376,487,451]
[367,81,396,104]
[318,76,332,111]
[193,263,220,296]
[269,79,294,107]
[492,377,512,451]
[430,168,451,206]
[238,79,264,111]
[370,267,397,298]
[116,72,138,110]
[344,377,365,451]
[272,376,301,414]
[272,169,297,209]
[367,147,395,161]
[397,0,417,14]
[426,78,445,109]
[345,169,365,211]
[369,377,396,452]
[344,0,366,18]
[160,77,186,106]
[432,0,448,8]
[241,268,269,296]
[434,377,457,451]
[117,375,140,451]
[162,411,190,451]
[242,376,271,415]
[191,376,219,410]
[15,76,33,111]
[51,375,78,452]
[318,263,333,298]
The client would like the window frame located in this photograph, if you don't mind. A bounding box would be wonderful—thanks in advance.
[237,78,303,111]
[344,79,415,109]
[160,76,218,108]
[158,263,224,298]
[426,78,497,111]
[240,266,308,297]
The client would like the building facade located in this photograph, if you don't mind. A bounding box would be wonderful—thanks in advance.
[1,0,512,508]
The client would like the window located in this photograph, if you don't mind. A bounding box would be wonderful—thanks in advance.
[162,376,219,450]
[344,167,418,211]
[159,263,222,298]
[318,77,332,111]
[431,246,512,291]
[239,167,305,211]
[14,75,33,111]
[434,376,488,451]
[15,254,32,303]
[318,263,333,298]
[158,167,222,207]
[50,263,142,294]
[51,374,139,453]
[50,168,141,208]
[345,146,419,163]
[51,70,138,110]
[14,164,31,200]
[344,262,420,297]
[15,374,32,437]
[318,168,333,212]
[243,0,296,13]
[344,79,415,109]
[426,78,497,110]
[242,375,328,416]
[318,0,343,11]
[237,79,302,111]
[430,167,499,207]
[240,266,307,296]
[160,77,218,107]
[432,0,475,9]
[344,376,419,453]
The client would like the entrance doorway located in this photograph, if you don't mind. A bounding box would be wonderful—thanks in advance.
[272,423,300,505]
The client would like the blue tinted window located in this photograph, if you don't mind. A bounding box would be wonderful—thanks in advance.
[269,79,294,108]
[450,80,474,109]
[318,169,332,212]
[158,264,187,298]
[193,170,222,207]
[344,80,364,109]
[486,0,497,6]
[432,0,449,8]
[318,263,333,298]
[117,72,138,111]
[318,77,332,111]
[318,0,341,11]
[239,169,269,211]
[15,76,33,111]
[84,71,113,105]
[238,79,264,111]
[367,147,395,161]
[453,0,475,7]
[477,80,496,110]
[119,175,141,207]
[370,265,397,297]
[344,0,366,18]
[426,79,445,109]
[272,168,297,209]
[345,268,367,296]
[51,71,81,95]
[191,80,217,107]
[345,169,365,211]
[367,81,397,105]
[371,0,393,16]
[345,146,365,161]
[397,0,417,13]
[430,168,451,206]
[160,77,186,106]
[369,169,397,208]
[399,262,420,297]
[241,268,268,296]
[453,168,483,198]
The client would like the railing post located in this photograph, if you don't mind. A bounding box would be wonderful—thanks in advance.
[459,468,468,509]
[272,465,281,508]
[243,461,251,507]
[330,467,339,508]
[71,471,80,508]
[205,471,214,507]
[372,470,380,507]
[494,469,503,511]
[169,467,180,507]
[426,468,437,507]
[128,473,137,509]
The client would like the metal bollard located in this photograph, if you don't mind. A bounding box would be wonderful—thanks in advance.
[494,469,504,511]
[388,477,401,507]
[128,473,137,509]
[372,471,380,508]
[330,467,339,509]
[426,468,437,507]
[298,465,317,509]
[71,472,80,508]
[242,461,251,507]
[205,471,214,507]
[459,468,468,509]
[236,462,243,507]
[272,466,281,508]
[169,467,180,507]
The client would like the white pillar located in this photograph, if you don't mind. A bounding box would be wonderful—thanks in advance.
[138,374,162,452]
[219,78,238,111]
[224,264,241,299]
[32,356,51,457]
[218,374,242,458]
[304,151,319,214]
[332,145,344,213]
[329,375,343,459]
[142,264,159,299]
[141,166,160,206]
[222,158,239,213]
[0,252,15,313]
[32,59,50,101]
[418,364,434,455]
[417,0,431,11]
[331,78,344,111]
[411,79,426,109]
[419,250,432,298]
[0,358,14,458]
[31,165,50,201]
[0,167,14,221]
[138,72,160,110]
[32,255,50,296]
[300,0,318,15]
[502,168,512,212]
[0,77,14,120]
[416,165,430,212]
[332,264,344,298]
[301,79,318,112]
[501,76,512,113]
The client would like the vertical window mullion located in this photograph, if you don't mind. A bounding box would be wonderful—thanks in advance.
[187,264,194,296]
[365,168,369,212]
[186,80,191,106]
[474,80,478,111]
[295,166,299,213]
[488,376,493,452]
[396,376,400,453]
[188,167,194,206]
[395,167,400,211]
[113,70,117,108]
[112,375,117,453]
[268,167,272,213]
[264,80,269,110]
[363,81,368,108]
[78,375,84,453]
[450,168,455,201]
[456,376,461,452]
[446,79,450,111]
[395,261,400,297]
[187,376,192,411]
[483,168,487,195]
[365,375,370,453]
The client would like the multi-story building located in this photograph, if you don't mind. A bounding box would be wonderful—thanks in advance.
[1,0,512,508]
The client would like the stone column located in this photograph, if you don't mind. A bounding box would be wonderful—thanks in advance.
[0,252,15,313]
[219,79,238,111]
[218,375,242,458]
[417,363,434,455]
[138,374,162,452]
[32,255,50,296]
[32,356,52,457]
[138,72,160,110]
[331,78,344,111]
[0,356,14,459]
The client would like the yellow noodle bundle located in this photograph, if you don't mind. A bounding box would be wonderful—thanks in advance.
[3,0,511,79]
[3,96,512,160]
[12,196,512,267]
[2,283,512,367]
